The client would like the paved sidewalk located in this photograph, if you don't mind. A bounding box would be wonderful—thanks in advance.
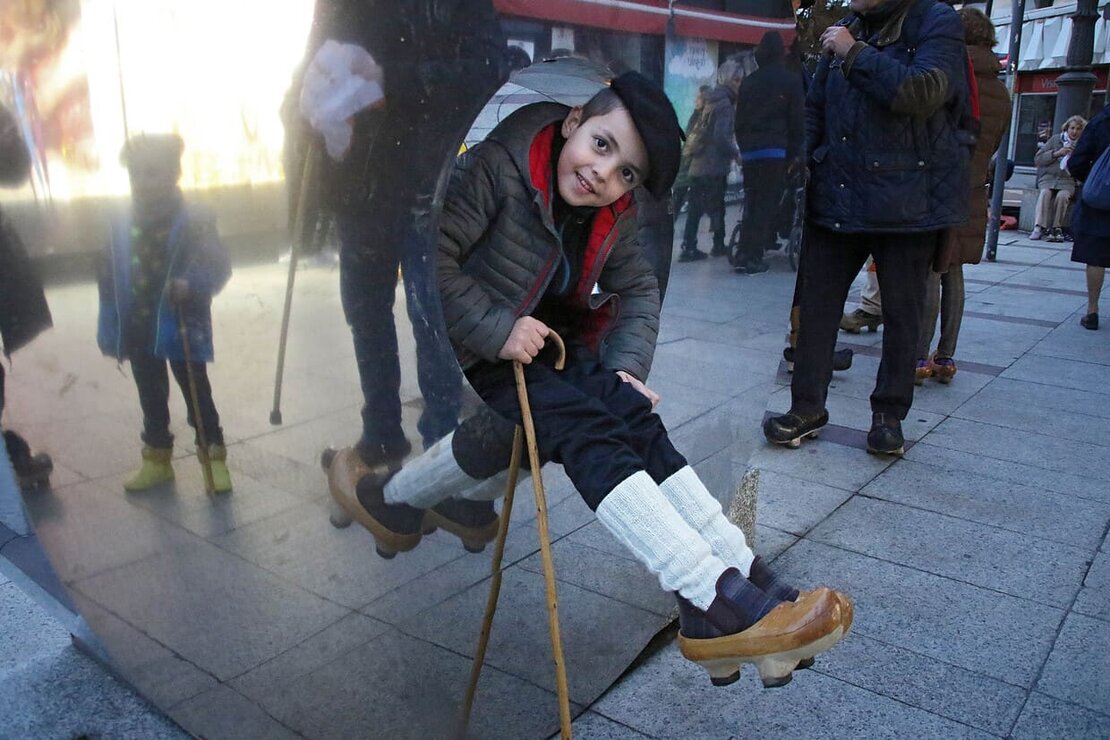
[575,230,1110,738]
[2,225,1108,738]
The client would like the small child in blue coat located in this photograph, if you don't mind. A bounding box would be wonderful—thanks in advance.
[97,134,232,492]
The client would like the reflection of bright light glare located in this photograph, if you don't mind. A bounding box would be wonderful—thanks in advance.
[8,0,315,200]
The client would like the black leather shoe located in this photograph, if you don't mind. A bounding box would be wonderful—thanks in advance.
[678,248,709,262]
[763,409,829,448]
[867,413,904,456]
[1080,312,1099,330]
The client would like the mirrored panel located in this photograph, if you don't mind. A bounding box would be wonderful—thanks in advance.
[1,1,804,736]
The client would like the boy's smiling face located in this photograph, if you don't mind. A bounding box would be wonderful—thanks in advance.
[557,105,649,208]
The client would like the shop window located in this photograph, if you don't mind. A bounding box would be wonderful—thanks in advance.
[1014,92,1107,166]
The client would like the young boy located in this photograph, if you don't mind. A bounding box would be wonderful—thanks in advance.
[338,73,850,685]
[98,134,233,493]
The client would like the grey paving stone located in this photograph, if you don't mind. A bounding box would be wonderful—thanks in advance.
[921,418,1110,493]
[810,497,1090,607]
[360,551,498,625]
[22,479,197,583]
[975,376,1110,421]
[1002,353,1110,395]
[904,441,1110,505]
[755,524,799,561]
[861,460,1110,550]
[169,685,301,739]
[0,582,70,675]
[749,435,894,492]
[226,440,332,501]
[571,711,653,738]
[211,500,460,609]
[1030,319,1110,366]
[774,540,1064,687]
[407,567,668,706]
[230,612,389,703]
[938,315,1050,368]
[965,283,1081,323]
[69,590,218,709]
[592,639,995,739]
[120,463,306,539]
[0,644,188,740]
[812,633,1026,735]
[252,626,574,739]
[1075,552,1110,623]
[953,383,1110,448]
[1036,612,1110,715]
[753,468,853,536]
[517,539,673,617]
[1011,692,1110,739]
[75,534,349,681]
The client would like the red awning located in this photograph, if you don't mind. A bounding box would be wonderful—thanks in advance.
[492,0,796,46]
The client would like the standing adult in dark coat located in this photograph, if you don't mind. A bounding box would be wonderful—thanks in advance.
[1067,102,1110,330]
[300,0,507,469]
[0,103,54,488]
[763,0,971,455]
[733,32,805,274]
[678,61,742,262]
[916,7,1011,381]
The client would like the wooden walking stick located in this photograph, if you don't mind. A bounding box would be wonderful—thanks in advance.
[459,332,572,740]
[270,142,319,425]
[176,305,215,495]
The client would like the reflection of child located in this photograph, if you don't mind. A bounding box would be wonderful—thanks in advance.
[351,73,850,686]
[97,135,232,493]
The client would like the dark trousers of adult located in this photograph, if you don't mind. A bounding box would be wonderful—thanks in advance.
[337,207,462,456]
[792,223,938,419]
[682,176,726,252]
[738,159,787,265]
[336,54,503,458]
[130,350,223,449]
[466,349,688,510]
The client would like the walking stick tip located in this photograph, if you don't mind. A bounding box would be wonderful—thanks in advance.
[270,409,283,425]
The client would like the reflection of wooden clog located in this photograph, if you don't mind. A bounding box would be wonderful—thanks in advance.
[678,588,844,688]
[325,447,421,559]
[422,499,500,553]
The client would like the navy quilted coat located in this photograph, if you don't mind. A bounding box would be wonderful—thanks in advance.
[437,103,659,381]
[806,0,971,234]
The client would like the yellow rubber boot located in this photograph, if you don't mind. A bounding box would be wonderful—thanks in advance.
[206,445,233,493]
[124,446,175,491]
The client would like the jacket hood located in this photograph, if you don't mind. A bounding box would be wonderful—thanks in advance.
[755,32,785,65]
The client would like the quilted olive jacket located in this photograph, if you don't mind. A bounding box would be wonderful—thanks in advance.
[436,103,660,380]
[805,0,971,233]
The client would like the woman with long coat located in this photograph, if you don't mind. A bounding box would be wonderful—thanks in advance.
[1067,103,1110,329]
[916,8,1011,383]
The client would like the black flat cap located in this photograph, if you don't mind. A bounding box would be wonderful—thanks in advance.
[609,71,683,198]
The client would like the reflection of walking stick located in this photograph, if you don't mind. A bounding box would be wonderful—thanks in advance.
[270,142,318,425]
[177,306,215,495]
[459,332,572,740]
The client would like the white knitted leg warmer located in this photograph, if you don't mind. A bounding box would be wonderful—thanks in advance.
[595,471,726,611]
[659,466,755,577]
[382,433,526,508]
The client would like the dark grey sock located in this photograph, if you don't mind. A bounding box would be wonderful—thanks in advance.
[704,568,781,634]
